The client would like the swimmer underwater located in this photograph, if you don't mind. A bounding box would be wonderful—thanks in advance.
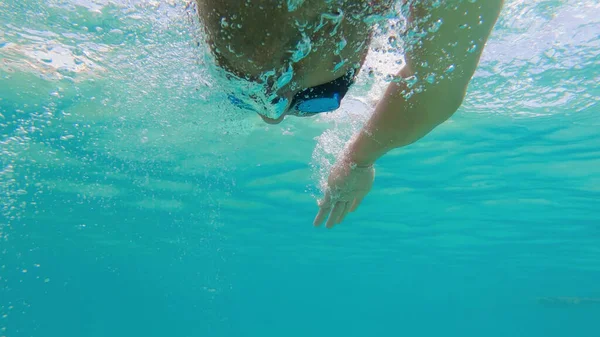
[194,0,504,228]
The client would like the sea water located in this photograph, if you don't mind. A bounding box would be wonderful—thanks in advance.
[1,1,599,337]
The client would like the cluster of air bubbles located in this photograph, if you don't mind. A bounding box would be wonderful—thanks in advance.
[287,0,306,12]
[290,32,312,62]
[428,19,443,33]
[220,17,228,28]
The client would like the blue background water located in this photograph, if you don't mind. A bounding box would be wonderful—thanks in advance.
[1,1,599,337]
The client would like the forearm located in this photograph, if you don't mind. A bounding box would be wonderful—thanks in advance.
[348,73,466,166]
[347,0,503,166]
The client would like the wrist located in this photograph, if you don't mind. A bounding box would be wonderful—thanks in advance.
[339,147,374,172]
[348,152,375,168]
[345,129,386,167]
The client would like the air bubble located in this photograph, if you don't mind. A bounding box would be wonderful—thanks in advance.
[335,37,347,54]
[275,64,294,89]
[287,0,306,12]
[388,36,397,48]
[290,32,312,62]
[428,19,443,33]
[333,59,347,72]
[405,75,418,88]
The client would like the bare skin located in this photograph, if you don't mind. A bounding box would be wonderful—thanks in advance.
[196,0,391,121]
[196,0,504,228]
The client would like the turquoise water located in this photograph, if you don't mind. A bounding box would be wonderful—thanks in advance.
[1,1,599,336]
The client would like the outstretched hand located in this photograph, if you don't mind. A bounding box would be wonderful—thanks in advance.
[313,157,375,229]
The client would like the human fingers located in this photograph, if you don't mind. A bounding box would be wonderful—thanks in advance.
[337,202,351,224]
[349,196,365,212]
[326,201,345,229]
[313,193,332,227]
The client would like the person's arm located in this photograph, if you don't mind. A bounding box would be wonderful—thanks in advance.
[314,1,504,228]
[349,0,504,166]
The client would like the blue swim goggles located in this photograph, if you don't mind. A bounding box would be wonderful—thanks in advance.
[229,68,357,117]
